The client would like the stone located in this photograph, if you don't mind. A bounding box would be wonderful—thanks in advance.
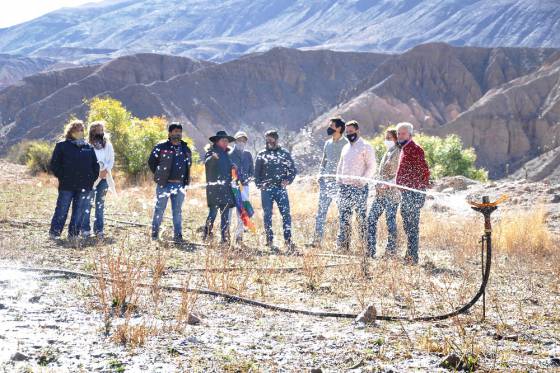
[355,303,377,325]
[550,194,560,204]
[11,352,29,361]
[187,313,202,325]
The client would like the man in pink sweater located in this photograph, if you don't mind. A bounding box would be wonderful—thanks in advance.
[336,120,377,251]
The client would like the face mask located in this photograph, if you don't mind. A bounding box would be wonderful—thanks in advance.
[397,139,408,146]
[346,133,358,143]
[236,142,246,151]
[266,141,277,150]
[94,133,104,141]
[384,140,395,150]
[327,127,336,136]
[169,134,182,142]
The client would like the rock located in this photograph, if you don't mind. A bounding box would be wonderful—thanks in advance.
[355,303,377,325]
[310,368,323,373]
[0,303,6,310]
[435,176,479,192]
[187,313,202,325]
[551,357,560,367]
[28,295,41,303]
[439,353,478,371]
[11,352,29,361]
[550,194,560,204]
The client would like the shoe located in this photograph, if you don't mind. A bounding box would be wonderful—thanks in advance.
[266,240,280,253]
[81,231,91,239]
[49,233,61,240]
[305,239,320,248]
[173,235,185,244]
[285,241,300,256]
[95,232,105,240]
[151,232,159,241]
[403,255,419,265]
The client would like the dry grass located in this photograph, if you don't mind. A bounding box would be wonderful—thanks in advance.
[494,206,555,255]
[1,165,560,370]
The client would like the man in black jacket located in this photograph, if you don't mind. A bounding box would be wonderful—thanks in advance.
[203,130,236,244]
[148,122,192,242]
[49,120,99,239]
[254,130,297,253]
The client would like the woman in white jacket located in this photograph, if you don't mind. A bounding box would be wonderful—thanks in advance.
[82,120,115,238]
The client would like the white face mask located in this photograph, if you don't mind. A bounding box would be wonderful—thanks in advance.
[384,140,395,150]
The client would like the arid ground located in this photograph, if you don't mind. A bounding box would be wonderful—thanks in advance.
[0,161,559,372]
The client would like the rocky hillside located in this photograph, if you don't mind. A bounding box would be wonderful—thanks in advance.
[441,53,560,176]
[0,48,389,149]
[0,0,558,63]
[1,44,559,178]
[0,54,71,90]
[0,53,213,145]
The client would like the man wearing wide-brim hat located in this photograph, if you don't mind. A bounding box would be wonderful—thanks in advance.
[203,130,236,244]
[228,130,255,243]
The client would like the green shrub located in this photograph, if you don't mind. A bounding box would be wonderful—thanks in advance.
[25,141,54,175]
[367,128,488,182]
[7,141,34,165]
[86,97,198,177]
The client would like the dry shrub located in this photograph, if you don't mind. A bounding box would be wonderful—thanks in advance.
[494,206,556,255]
[92,243,146,318]
[113,317,155,348]
[176,276,200,329]
[301,247,327,291]
[204,246,251,296]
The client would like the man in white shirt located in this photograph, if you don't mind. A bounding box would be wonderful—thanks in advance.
[336,120,376,251]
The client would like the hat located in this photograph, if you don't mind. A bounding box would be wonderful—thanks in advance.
[168,122,183,132]
[234,131,248,140]
[209,130,236,143]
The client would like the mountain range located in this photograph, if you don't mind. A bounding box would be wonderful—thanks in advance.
[0,0,558,64]
[1,44,559,177]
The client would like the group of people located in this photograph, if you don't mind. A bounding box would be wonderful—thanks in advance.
[48,116,430,264]
[311,118,430,264]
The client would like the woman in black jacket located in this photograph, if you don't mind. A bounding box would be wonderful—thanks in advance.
[49,120,100,239]
[203,131,236,244]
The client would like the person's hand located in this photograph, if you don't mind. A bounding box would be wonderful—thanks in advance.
[212,152,219,160]
[281,180,289,188]
[99,169,108,179]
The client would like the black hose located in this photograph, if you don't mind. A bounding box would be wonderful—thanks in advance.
[0,237,491,322]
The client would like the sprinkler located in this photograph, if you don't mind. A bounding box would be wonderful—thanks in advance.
[468,195,507,320]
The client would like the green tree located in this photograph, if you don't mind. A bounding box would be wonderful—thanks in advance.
[85,97,198,176]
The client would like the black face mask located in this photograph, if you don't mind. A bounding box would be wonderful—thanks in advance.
[327,127,336,136]
[93,134,104,142]
[169,134,182,142]
[397,139,408,146]
[346,133,358,143]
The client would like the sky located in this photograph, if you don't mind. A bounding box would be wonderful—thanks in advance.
[0,0,105,28]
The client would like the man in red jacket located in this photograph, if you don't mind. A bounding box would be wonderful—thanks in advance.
[395,122,430,264]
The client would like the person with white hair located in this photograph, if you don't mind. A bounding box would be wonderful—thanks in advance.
[395,122,430,264]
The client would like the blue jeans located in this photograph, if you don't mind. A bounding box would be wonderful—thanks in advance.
[314,179,338,241]
[82,179,108,235]
[337,184,368,250]
[49,189,91,237]
[261,187,292,244]
[151,182,185,239]
[401,190,426,263]
[367,194,399,257]
[205,205,232,243]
